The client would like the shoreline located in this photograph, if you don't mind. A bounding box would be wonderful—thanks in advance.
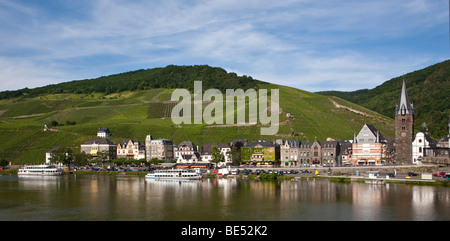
[1,164,449,186]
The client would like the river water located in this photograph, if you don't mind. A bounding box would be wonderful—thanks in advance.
[0,174,448,221]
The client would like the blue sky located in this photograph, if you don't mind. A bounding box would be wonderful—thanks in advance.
[0,0,448,92]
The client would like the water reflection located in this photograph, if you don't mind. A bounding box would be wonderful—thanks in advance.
[0,175,448,221]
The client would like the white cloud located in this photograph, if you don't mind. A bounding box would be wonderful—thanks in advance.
[0,0,448,92]
[0,57,75,91]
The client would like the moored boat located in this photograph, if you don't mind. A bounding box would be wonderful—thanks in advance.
[145,168,202,180]
[18,165,64,176]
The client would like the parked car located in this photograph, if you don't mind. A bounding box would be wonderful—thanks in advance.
[433,172,446,177]
[387,173,395,177]
[408,172,419,177]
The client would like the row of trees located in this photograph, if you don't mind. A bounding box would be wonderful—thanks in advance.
[48,144,244,170]
[0,65,262,99]
[48,147,168,169]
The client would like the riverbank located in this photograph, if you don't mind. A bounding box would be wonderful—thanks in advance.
[2,165,449,186]
[211,165,450,186]
[219,173,450,186]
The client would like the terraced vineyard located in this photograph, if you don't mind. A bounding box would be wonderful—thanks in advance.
[0,66,394,165]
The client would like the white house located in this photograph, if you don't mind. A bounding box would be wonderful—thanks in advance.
[175,141,200,163]
[46,147,61,164]
[412,132,437,165]
[97,128,111,138]
[199,143,231,167]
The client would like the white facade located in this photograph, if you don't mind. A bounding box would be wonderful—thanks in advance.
[197,143,231,167]
[175,141,200,163]
[97,128,111,138]
[412,132,434,165]
[117,139,145,160]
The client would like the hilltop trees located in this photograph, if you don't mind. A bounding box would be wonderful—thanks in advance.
[0,65,262,99]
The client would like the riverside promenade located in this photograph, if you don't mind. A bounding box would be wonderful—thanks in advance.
[233,164,450,183]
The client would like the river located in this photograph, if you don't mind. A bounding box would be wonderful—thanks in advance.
[0,174,448,221]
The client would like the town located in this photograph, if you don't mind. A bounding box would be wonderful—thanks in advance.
[36,80,449,180]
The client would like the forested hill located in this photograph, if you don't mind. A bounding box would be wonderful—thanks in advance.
[0,65,263,99]
[319,59,450,138]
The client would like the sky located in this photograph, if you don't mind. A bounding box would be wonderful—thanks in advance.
[0,0,449,92]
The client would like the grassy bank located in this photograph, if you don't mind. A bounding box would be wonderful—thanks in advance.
[67,170,148,176]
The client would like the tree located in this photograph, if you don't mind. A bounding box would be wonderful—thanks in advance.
[49,147,74,168]
[149,158,165,166]
[73,152,91,167]
[0,159,9,167]
[96,150,111,167]
[230,142,243,166]
[211,145,224,168]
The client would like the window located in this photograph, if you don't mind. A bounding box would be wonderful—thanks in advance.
[314,147,319,157]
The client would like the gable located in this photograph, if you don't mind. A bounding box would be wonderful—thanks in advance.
[356,125,377,143]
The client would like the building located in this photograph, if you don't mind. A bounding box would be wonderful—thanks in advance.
[145,135,174,161]
[395,80,415,164]
[175,141,201,163]
[338,141,353,166]
[117,139,145,160]
[199,143,231,167]
[412,132,437,165]
[423,134,450,161]
[280,139,300,167]
[80,138,117,160]
[437,136,449,148]
[46,146,61,164]
[298,140,340,167]
[97,128,111,138]
[351,124,388,166]
[240,140,280,167]
[421,117,450,163]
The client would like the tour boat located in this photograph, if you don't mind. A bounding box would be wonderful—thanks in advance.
[145,168,203,180]
[18,165,64,176]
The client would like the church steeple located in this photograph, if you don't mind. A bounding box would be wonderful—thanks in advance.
[394,78,415,164]
[395,80,414,116]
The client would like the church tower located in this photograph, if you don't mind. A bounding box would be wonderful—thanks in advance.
[395,80,414,164]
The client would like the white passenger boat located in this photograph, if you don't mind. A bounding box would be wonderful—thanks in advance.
[18,165,64,176]
[145,168,202,180]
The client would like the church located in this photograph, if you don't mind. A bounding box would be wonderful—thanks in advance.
[395,80,415,164]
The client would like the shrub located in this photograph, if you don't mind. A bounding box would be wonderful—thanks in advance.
[259,172,278,180]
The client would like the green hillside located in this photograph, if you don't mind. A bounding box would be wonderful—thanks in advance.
[319,59,450,139]
[0,65,394,165]
[0,65,261,99]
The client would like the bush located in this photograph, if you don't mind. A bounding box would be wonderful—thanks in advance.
[259,172,278,180]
